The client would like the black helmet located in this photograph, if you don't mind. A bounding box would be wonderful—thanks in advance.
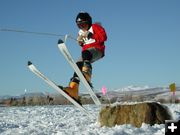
[76,12,92,26]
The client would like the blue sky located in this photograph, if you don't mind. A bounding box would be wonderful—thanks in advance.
[0,0,180,96]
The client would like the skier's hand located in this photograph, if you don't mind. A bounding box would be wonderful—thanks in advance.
[77,35,84,42]
[78,41,84,47]
[77,35,84,47]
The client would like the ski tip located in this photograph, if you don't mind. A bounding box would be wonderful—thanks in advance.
[27,61,32,66]
[58,39,64,44]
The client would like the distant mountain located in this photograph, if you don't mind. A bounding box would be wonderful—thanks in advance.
[19,92,46,98]
[94,86,180,102]
[113,85,151,92]
[0,92,46,100]
[0,86,179,101]
[0,95,12,100]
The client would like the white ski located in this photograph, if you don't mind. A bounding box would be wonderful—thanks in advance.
[57,39,101,106]
[27,61,93,118]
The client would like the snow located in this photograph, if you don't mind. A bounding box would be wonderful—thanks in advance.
[0,104,180,135]
[113,85,152,92]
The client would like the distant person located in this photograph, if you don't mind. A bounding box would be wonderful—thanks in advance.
[61,12,107,102]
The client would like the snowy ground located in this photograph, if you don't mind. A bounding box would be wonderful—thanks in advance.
[0,104,180,135]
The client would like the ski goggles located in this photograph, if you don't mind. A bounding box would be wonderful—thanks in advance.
[76,21,88,29]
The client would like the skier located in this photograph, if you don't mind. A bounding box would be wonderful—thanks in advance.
[62,12,107,101]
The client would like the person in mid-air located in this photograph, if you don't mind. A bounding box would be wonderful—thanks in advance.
[62,12,107,101]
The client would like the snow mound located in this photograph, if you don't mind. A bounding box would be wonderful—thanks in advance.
[0,104,179,135]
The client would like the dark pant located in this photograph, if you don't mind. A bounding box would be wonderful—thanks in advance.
[71,48,103,82]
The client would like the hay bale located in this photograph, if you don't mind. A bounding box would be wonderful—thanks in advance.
[99,102,173,127]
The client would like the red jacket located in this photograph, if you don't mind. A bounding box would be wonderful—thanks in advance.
[79,23,107,55]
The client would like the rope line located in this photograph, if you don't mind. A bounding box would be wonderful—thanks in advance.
[0,28,77,41]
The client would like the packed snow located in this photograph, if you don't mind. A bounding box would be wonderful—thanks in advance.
[0,104,180,135]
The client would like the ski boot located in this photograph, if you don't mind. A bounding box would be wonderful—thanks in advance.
[59,77,80,101]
